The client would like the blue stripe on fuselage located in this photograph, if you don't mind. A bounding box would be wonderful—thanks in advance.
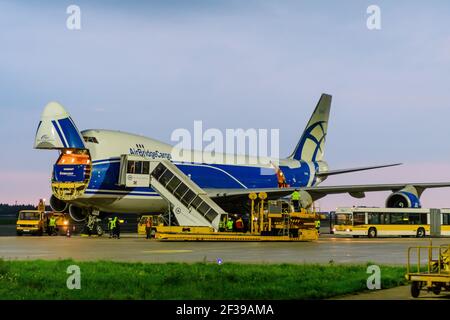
[87,159,315,193]
[84,190,159,197]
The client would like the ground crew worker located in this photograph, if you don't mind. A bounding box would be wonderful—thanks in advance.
[315,219,321,235]
[291,189,300,212]
[48,214,56,236]
[111,216,118,238]
[218,218,225,232]
[145,217,152,239]
[114,217,121,239]
[38,199,45,212]
[108,218,115,238]
[226,218,234,232]
[235,217,244,232]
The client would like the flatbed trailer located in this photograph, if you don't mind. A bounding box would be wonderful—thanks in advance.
[405,243,450,297]
[155,226,318,242]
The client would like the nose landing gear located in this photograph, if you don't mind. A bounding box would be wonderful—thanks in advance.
[82,211,104,237]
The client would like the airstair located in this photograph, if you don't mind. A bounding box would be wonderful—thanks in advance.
[149,160,227,231]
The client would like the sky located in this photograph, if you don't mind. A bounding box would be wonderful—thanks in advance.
[0,1,450,210]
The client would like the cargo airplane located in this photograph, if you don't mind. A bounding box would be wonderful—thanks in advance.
[34,94,450,222]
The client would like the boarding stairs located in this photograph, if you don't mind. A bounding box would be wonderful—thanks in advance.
[149,160,227,231]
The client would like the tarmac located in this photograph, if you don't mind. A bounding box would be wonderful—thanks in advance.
[2,234,450,300]
[1,234,449,265]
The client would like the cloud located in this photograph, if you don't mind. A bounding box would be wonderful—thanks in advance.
[318,162,450,210]
[0,171,52,204]
[1,1,450,206]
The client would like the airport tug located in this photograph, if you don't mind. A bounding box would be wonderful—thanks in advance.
[16,199,70,236]
[154,192,319,242]
[406,242,450,297]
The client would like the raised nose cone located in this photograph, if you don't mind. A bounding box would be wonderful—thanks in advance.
[41,101,70,120]
[35,101,85,150]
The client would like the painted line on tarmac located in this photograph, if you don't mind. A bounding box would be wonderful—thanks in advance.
[142,250,193,254]
[317,239,405,244]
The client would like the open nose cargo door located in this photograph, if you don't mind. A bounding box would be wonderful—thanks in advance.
[34,102,92,200]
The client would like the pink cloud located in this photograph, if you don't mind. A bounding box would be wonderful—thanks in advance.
[0,171,52,205]
[318,162,450,211]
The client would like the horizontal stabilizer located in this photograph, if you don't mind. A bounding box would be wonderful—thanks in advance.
[315,163,402,177]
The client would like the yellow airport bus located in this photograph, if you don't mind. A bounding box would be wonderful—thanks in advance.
[332,207,450,238]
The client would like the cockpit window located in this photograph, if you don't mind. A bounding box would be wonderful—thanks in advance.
[83,136,99,144]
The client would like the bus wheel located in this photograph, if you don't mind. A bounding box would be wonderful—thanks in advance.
[411,281,421,298]
[16,231,23,236]
[416,228,425,238]
[368,227,377,238]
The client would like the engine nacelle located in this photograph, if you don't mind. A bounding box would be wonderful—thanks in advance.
[386,185,421,208]
[69,205,89,222]
[50,195,68,212]
[299,191,314,209]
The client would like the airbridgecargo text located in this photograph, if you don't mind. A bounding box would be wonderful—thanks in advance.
[129,148,172,160]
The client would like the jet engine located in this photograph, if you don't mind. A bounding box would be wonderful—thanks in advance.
[69,205,89,222]
[50,195,68,212]
[299,191,314,209]
[386,185,421,208]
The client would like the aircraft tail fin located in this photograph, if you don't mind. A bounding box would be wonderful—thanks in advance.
[288,94,332,161]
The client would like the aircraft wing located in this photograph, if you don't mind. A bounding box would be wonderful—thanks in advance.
[206,182,450,209]
[315,163,402,178]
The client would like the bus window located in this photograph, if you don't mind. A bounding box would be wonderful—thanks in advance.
[390,212,405,224]
[353,212,365,225]
[381,213,389,224]
[336,213,352,225]
[368,212,380,224]
[443,213,450,225]
[408,213,420,224]
[420,213,427,224]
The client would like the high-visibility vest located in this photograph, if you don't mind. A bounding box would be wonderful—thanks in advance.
[111,217,117,228]
[219,221,225,229]
[315,220,320,228]
[226,220,233,230]
[49,217,56,227]
[291,191,300,201]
